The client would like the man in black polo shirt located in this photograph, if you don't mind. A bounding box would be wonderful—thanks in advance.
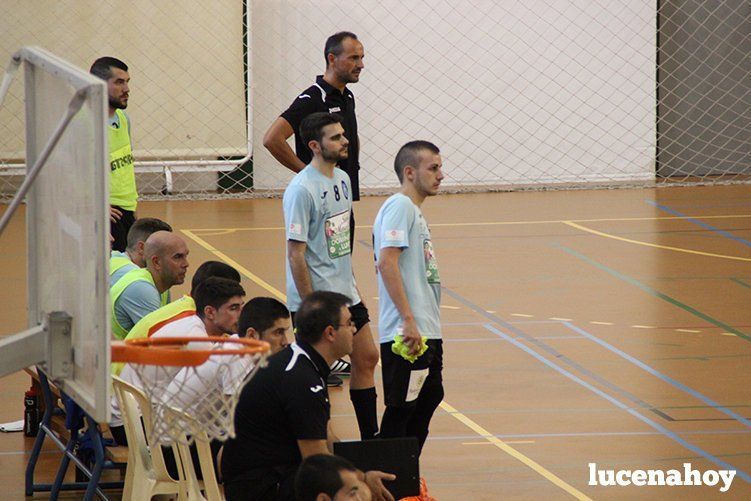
[221,291,394,501]
[263,31,363,195]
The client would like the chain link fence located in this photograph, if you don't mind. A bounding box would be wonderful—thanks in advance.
[1,0,749,202]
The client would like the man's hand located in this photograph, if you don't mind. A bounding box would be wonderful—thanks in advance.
[110,206,122,222]
[364,470,396,501]
[401,317,423,357]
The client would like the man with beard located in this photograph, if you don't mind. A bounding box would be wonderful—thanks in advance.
[266,31,366,386]
[282,113,379,441]
[90,56,137,251]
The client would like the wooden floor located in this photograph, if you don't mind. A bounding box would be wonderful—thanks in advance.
[1,184,750,499]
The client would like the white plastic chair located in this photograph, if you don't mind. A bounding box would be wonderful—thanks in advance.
[166,405,223,501]
[112,376,186,500]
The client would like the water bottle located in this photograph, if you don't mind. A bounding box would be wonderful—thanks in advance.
[24,387,39,437]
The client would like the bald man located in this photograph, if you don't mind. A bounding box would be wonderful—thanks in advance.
[110,231,190,339]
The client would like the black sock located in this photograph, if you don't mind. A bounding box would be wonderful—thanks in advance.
[350,387,378,440]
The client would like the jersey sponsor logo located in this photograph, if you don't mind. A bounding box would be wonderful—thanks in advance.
[385,229,405,240]
[110,154,134,171]
[328,107,341,113]
[289,222,302,235]
[310,385,324,393]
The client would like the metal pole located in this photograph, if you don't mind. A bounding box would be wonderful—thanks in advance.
[0,86,90,237]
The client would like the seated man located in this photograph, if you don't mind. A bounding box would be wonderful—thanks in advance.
[111,260,241,376]
[110,230,189,339]
[110,217,172,286]
[221,291,394,501]
[238,297,292,353]
[295,454,372,501]
[110,277,245,445]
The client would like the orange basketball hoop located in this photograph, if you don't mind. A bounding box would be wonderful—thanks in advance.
[112,336,270,445]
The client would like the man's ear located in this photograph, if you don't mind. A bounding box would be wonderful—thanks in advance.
[316,494,332,501]
[245,327,259,340]
[136,240,146,255]
[203,305,216,322]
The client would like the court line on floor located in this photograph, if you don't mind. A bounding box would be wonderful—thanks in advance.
[185,213,751,233]
[482,323,751,483]
[182,229,592,500]
[557,245,751,342]
[647,200,751,248]
[562,221,751,262]
[731,277,751,290]
[561,321,751,428]
[441,287,751,481]
[181,229,285,301]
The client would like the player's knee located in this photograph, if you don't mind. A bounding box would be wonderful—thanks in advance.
[350,345,379,371]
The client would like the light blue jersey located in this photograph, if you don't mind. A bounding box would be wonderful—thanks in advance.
[373,193,441,343]
[283,164,360,311]
[109,251,137,287]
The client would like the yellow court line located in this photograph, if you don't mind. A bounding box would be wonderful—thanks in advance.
[441,401,591,500]
[563,221,751,262]
[181,229,591,500]
[181,229,286,301]
[187,213,751,233]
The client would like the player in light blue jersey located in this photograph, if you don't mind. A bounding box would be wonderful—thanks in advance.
[283,112,380,440]
[373,140,445,454]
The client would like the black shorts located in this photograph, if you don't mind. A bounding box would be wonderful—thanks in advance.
[291,302,370,335]
[110,207,135,252]
[381,339,443,407]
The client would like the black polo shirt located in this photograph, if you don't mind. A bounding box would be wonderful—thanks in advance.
[220,341,331,481]
[280,75,361,200]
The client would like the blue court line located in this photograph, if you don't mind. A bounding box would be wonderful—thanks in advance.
[646,200,751,248]
[557,245,751,342]
[561,321,751,429]
[425,429,751,441]
[442,288,668,413]
[482,323,751,483]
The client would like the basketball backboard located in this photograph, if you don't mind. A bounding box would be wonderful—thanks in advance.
[0,47,110,421]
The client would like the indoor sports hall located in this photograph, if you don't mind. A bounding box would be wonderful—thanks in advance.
[1,1,749,500]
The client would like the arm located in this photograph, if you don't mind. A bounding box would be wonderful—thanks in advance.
[263,117,306,173]
[377,247,423,356]
[297,439,330,459]
[287,240,314,299]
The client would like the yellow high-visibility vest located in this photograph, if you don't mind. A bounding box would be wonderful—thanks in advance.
[111,295,196,375]
[109,109,137,211]
[110,268,168,339]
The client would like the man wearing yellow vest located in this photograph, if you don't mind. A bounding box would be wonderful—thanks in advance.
[111,260,241,375]
[110,217,172,286]
[110,231,189,339]
[90,56,137,252]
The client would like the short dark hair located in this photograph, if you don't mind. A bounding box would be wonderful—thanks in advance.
[294,291,351,344]
[299,112,344,151]
[238,297,290,338]
[125,218,172,251]
[295,454,357,500]
[190,261,241,295]
[193,277,245,319]
[394,140,440,183]
[324,31,358,66]
[90,56,128,81]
